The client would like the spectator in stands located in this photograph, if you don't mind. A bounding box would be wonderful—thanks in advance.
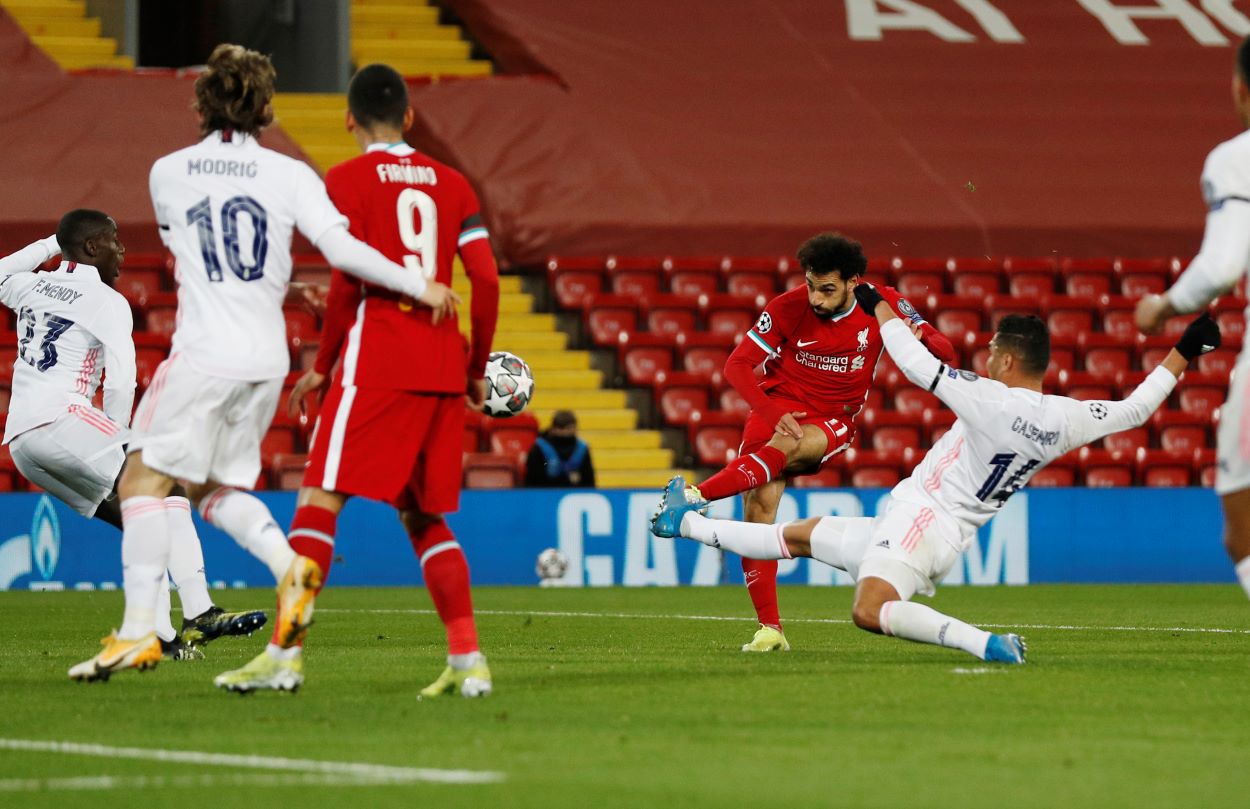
[526,410,595,487]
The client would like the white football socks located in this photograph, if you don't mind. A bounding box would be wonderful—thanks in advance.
[118,496,172,641]
[155,575,177,643]
[879,601,991,660]
[200,487,295,582]
[165,496,214,620]
[1235,556,1250,601]
[266,643,301,661]
[681,512,791,559]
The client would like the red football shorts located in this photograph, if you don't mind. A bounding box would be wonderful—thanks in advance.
[303,384,465,514]
[738,397,856,471]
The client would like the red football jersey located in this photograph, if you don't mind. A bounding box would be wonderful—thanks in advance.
[725,284,956,419]
[314,143,494,393]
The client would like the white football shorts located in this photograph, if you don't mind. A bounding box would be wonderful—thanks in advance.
[1215,356,1250,496]
[856,498,965,601]
[8,405,126,517]
[129,354,282,487]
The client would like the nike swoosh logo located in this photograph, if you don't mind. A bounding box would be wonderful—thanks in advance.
[796,339,818,348]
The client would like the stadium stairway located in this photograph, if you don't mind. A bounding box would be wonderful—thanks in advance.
[0,0,132,69]
[274,0,490,173]
[452,268,689,489]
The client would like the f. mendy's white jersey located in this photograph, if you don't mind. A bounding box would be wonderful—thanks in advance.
[881,320,1175,544]
[1167,128,1250,345]
[150,131,347,381]
[0,252,136,445]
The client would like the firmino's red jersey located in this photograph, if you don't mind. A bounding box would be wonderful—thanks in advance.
[724,284,956,421]
[314,143,498,393]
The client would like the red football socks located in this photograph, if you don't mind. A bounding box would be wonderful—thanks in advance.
[272,504,338,647]
[410,521,479,655]
[697,445,788,502]
[742,557,781,629]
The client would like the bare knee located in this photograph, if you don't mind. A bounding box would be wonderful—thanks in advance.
[851,599,883,633]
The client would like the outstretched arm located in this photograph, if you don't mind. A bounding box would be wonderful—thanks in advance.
[0,235,59,277]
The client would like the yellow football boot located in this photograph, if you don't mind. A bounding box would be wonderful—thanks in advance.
[68,631,161,682]
[741,625,791,653]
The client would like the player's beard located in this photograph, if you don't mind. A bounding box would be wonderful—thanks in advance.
[811,292,849,320]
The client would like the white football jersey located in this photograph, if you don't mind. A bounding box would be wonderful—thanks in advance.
[1166,128,1250,343]
[149,131,347,381]
[0,259,136,445]
[882,321,1176,543]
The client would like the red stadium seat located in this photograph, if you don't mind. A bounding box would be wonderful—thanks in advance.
[117,267,164,306]
[606,256,665,272]
[1003,258,1057,297]
[1048,335,1078,376]
[143,292,179,337]
[962,331,995,375]
[261,428,297,467]
[1197,349,1237,376]
[790,467,843,488]
[1135,335,1174,370]
[611,270,662,298]
[693,425,741,466]
[284,308,318,350]
[1042,296,1096,341]
[1079,334,1132,375]
[668,269,719,297]
[894,388,941,415]
[1140,449,1193,487]
[844,448,906,488]
[1152,411,1209,454]
[861,410,923,453]
[1194,448,1217,488]
[1029,456,1077,487]
[927,294,985,342]
[1115,258,1171,296]
[706,309,755,337]
[618,332,677,385]
[134,347,167,391]
[1102,427,1148,453]
[726,271,775,298]
[641,294,700,335]
[984,295,1041,329]
[489,426,538,458]
[552,270,603,309]
[725,256,788,273]
[951,269,1001,298]
[463,459,517,489]
[657,376,712,426]
[1058,370,1114,400]
[719,387,752,418]
[1060,258,1114,297]
[462,424,481,454]
[680,341,731,380]
[1214,301,1246,344]
[1177,382,1225,417]
[585,294,639,346]
[270,453,309,490]
[894,271,944,299]
[292,263,332,287]
[1078,447,1135,487]
[922,409,956,446]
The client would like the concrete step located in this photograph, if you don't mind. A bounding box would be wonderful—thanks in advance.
[3,2,86,18]
[593,449,675,470]
[519,351,592,371]
[7,15,99,36]
[48,53,131,69]
[453,275,524,294]
[596,470,693,489]
[272,93,348,111]
[494,331,566,351]
[533,389,627,409]
[30,35,117,57]
[530,370,603,390]
[530,408,636,431]
[354,39,471,61]
[580,430,662,450]
[351,6,439,25]
[353,23,462,40]
[384,59,491,77]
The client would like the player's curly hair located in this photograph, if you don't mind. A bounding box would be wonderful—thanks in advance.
[194,44,276,137]
[796,232,868,280]
[995,314,1050,376]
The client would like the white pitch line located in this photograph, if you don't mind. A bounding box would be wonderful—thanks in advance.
[318,607,1250,636]
[0,773,409,792]
[0,739,504,785]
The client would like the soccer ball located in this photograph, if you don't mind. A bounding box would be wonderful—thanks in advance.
[483,351,535,418]
[535,547,570,586]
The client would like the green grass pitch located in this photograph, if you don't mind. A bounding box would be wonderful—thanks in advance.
[1,584,1249,808]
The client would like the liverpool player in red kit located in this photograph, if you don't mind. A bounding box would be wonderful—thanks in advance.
[215,64,500,695]
[652,233,956,652]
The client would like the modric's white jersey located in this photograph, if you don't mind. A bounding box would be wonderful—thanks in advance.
[0,253,136,445]
[1166,128,1250,343]
[881,320,1175,545]
[149,131,347,381]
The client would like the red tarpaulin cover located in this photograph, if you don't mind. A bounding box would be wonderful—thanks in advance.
[0,10,308,252]
[407,0,1243,265]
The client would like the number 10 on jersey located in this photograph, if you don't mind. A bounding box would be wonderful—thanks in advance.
[186,196,268,282]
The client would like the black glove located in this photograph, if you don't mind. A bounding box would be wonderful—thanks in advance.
[1174,312,1221,361]
[853,282,885,312]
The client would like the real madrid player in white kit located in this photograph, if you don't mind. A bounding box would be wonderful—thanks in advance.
[69,44,459,681]
[1137,35,1250,607]
[655,285,1220,662]
[1,212,264,666]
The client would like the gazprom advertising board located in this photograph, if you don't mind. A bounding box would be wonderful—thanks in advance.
[0,488,1231,591]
